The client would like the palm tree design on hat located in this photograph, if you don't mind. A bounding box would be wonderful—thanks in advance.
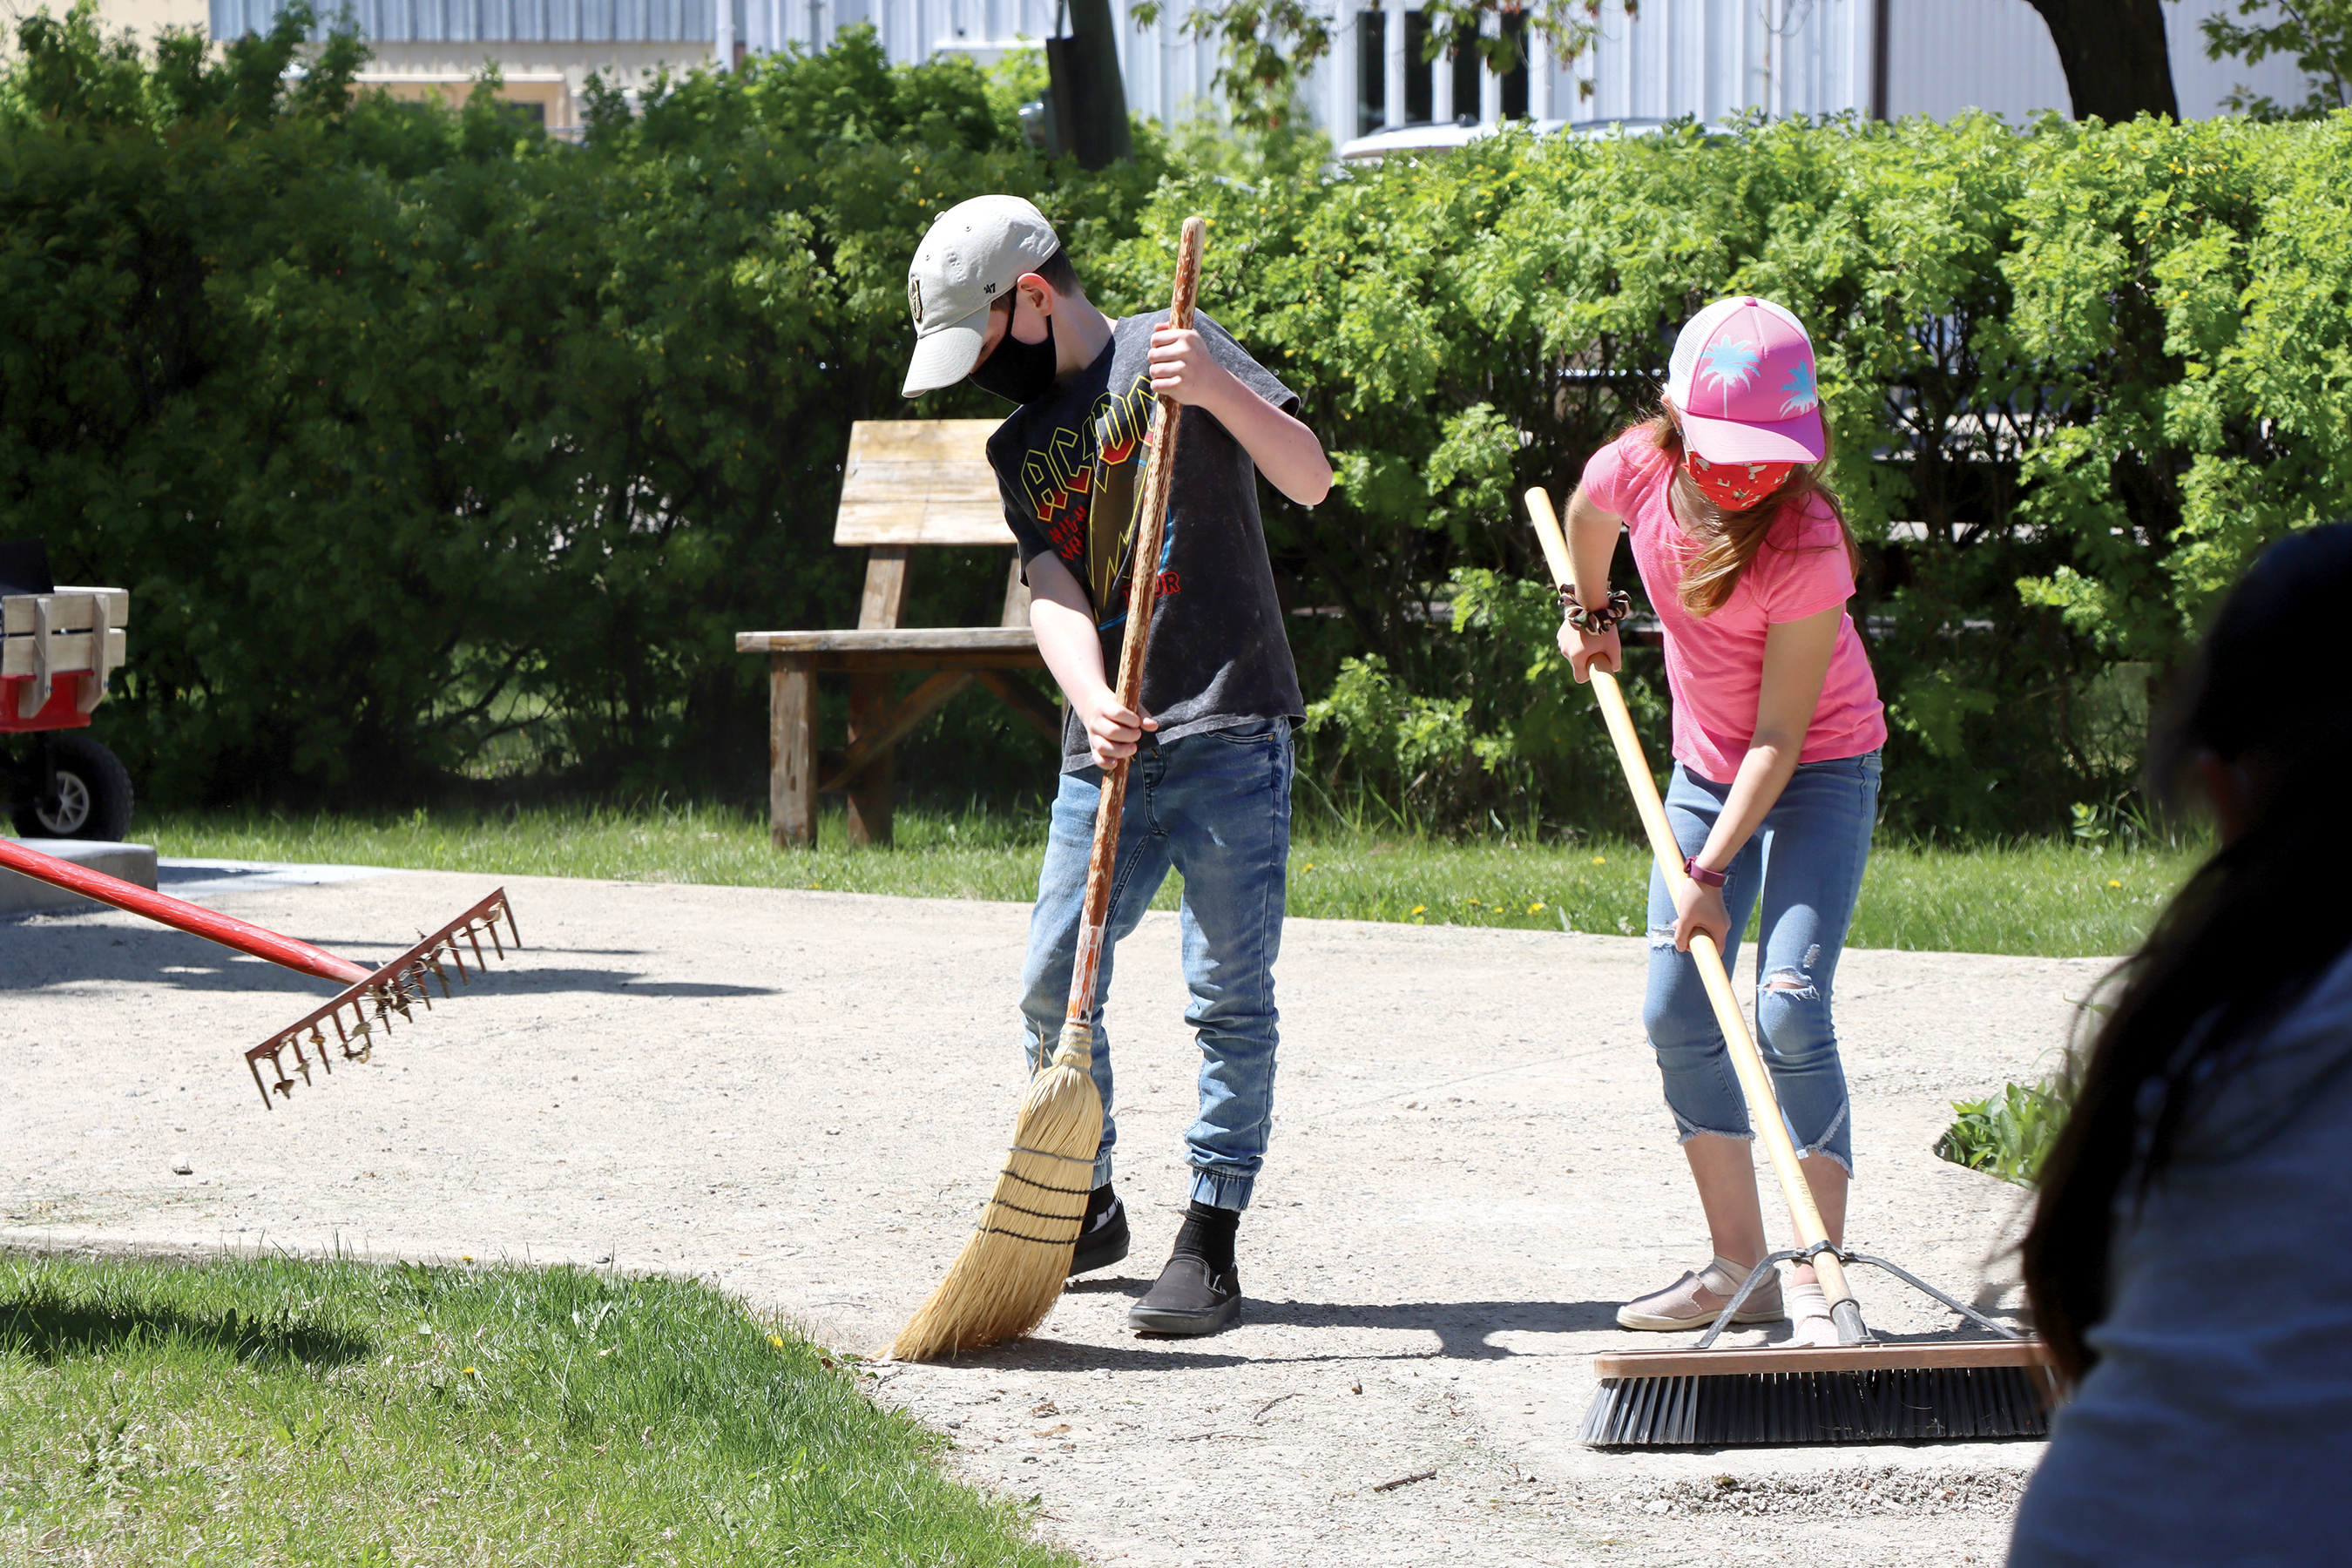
[1698,338,1761,393]
[1779,359,1818,417]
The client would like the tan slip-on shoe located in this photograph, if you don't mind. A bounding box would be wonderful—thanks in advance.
[1616,1261,1785,1332]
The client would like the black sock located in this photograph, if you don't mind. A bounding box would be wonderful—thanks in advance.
[1083,1183,1119,1230]
[1169,1200,1240,1275]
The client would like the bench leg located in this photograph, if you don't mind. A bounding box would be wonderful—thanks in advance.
[770,653,815,849]
[845,673,894,847]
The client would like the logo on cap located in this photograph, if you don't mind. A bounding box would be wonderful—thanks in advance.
[908,278,923,326]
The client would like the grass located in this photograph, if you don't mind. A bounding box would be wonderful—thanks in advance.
[1934,1076,2074,1187]
[142,801,2201,960]
[0,1252,1076,1568]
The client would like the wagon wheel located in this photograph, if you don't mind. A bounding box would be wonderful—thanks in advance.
[13,733,135,841]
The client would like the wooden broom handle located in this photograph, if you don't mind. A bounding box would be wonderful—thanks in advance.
[1058,216,1209,1041]
[1524,486,1862,1323]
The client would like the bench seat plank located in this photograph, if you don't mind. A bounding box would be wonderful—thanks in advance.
[736,627,1038,655]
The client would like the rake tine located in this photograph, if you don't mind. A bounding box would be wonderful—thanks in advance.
[231,887,515,1106]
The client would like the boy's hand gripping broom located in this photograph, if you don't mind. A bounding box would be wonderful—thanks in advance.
[1525,487,2060,1446]
[890,216,1210,1362]
[0,835,517,1108]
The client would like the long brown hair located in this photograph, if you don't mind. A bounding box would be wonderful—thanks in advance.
[2020,524,2352,1382]
[1635,402,1858,617]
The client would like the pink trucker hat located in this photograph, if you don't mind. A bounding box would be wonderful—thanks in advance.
[1665,296,1825,464]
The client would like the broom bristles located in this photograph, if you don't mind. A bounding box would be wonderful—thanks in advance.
[891,1041,1104,1362]
[1580,1341,2061,1447]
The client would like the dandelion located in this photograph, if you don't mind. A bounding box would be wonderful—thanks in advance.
[1302,862,1316,872]
[768,1335,784,1348]
[464,1367,478,1375]
[1592,856,1606,865]
[1410,904,1427,916]
[463,1255,474,1262]
[1528,902,1546,915]
[2107,879,2121,889]
[1466,897,1481,906]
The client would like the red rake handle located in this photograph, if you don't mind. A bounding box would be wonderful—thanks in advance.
[1061,214,1208,1041]
[0,836,368,985]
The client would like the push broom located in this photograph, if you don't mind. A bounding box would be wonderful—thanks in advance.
[0,836,517,1108]
[1525,486,2059,1445]
[891,215,1210,1362]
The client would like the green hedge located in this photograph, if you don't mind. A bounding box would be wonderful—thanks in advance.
[5,4,2349,833]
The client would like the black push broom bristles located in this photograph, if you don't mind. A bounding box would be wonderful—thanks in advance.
[1581,1349,2063,1448]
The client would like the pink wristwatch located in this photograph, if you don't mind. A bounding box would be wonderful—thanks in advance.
[1683,855,1728,889]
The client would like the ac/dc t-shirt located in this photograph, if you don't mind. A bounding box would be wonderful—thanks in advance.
[989,309,1306,773]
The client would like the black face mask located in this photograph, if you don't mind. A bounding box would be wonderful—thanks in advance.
[970,314,1058,406]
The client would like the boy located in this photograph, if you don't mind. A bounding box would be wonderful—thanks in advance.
[901,196,1331,1335]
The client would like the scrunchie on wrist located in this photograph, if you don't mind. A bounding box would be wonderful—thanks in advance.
[1558,583,1632,636]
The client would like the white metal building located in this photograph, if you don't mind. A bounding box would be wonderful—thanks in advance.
[173,0,2315,136]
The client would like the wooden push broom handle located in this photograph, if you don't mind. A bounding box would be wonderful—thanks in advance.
[1524,487,1865,1335]
[0,835,369,985]
[1058,216,1209,1047]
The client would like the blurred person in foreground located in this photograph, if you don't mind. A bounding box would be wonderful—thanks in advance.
[2011,524,2352,1566]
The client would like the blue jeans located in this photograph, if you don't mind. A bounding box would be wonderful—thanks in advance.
[1642,750,1880,1173]
[1017,719,1293,1211]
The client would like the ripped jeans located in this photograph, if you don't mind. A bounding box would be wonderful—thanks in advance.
[1642,749,1880,1173]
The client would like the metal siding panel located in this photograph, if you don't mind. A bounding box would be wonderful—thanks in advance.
[1886,0,2067,120]
[2167,1,2309,117]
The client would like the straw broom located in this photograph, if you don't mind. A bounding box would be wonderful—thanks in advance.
[891,216,1210,1362]
[1526,485,2059,1444]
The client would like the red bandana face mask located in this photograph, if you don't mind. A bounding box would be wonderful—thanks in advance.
[1682,449,1795,511]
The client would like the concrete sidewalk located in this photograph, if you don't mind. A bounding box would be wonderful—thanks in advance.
[0,869,2091,1566]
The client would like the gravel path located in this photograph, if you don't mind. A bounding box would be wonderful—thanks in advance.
[1,869,2096,1566]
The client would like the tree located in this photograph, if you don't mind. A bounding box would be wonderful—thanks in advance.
[1133,0,1619,133]
[2200,0,2352,116]
[1046,0,1133,166]
[2023,0,2180,120]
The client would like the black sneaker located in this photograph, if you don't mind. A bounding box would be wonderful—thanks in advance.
[1126,1254,1242,1335]
[1069,1194,1130,1278]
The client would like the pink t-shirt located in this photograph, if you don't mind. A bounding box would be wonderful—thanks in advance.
[1579,429,1886,784]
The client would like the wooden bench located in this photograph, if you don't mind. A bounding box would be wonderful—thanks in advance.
[735,420,1058,848]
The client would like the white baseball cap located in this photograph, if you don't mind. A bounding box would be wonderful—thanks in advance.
[901,195,1064,397]
[1665,296,1827,463]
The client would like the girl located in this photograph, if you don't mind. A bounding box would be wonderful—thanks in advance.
[1556,297,1886,1343]
[2010,525,2352,1565]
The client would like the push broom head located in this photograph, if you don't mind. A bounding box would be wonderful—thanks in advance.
[1581,1340,2062,1447]
[891,1021,1104,1361]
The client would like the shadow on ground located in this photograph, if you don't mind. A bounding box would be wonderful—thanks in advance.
[0,922,775,999]
[0,1291,372,1369]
